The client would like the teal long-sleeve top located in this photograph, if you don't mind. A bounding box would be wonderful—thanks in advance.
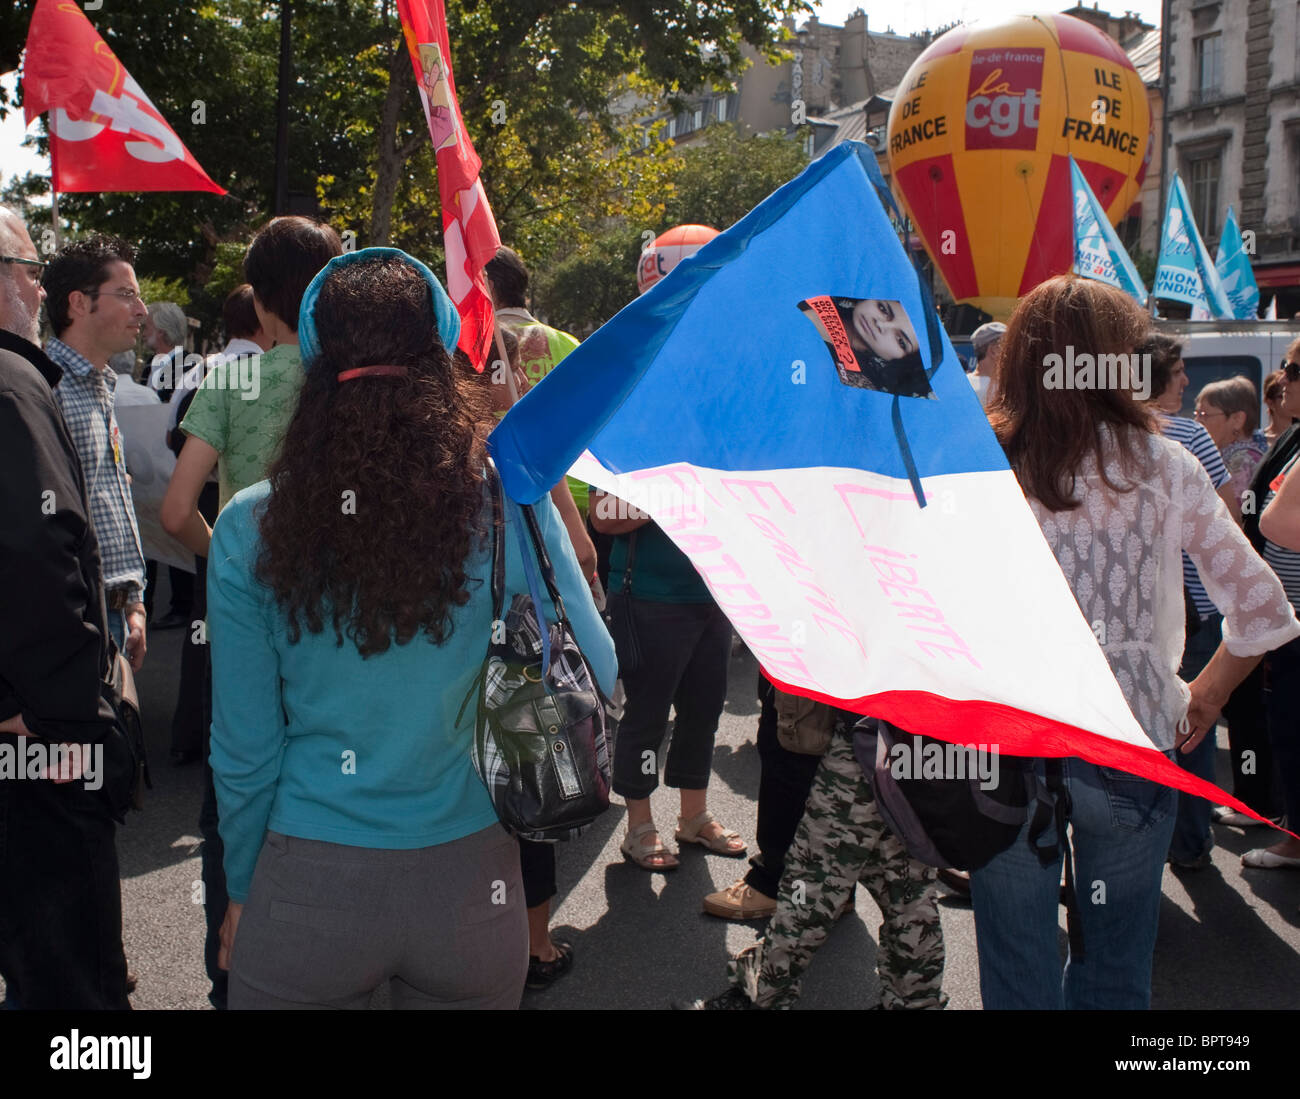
[207,477,617,903]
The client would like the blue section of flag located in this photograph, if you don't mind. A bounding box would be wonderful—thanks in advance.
[490,142,1008,505]
[1214,207,1260,321]
[1070,156,1148,306]
[1153,173,1233,317]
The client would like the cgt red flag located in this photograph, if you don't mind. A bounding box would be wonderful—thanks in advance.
[22,0,224,195]
[396,0,500,370]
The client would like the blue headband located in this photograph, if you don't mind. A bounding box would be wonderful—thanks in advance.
[297,246,461,371]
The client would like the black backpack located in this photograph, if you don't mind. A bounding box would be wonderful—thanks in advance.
[851,718,1048,871]
[853,717,1086,958]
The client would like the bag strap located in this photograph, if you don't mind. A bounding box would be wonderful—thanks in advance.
[621,530,638,598]
[487,464,506,623]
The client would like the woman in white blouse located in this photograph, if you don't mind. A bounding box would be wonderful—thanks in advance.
[968,276,1300,1010]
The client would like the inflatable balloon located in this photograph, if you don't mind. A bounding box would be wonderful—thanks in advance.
[887,13,1151,319]
[637,224,719,295]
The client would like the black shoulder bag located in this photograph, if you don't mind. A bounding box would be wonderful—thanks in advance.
[460,466,613,842]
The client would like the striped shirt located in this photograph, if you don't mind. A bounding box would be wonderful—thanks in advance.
[47,337,147,600]
[1263,453,1300,609]
[1160,414,1229,618]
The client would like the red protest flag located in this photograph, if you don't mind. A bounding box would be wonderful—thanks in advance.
[396,0,500,370]
[22,0,225,195]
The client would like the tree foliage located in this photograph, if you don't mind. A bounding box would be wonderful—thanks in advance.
[532,124,810,334]
[2,0,811,337]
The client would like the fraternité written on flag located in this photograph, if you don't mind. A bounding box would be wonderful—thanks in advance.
[396,0,500,369]
[490,141,1271,818]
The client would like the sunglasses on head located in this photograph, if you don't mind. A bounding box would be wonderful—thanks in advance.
[1283,359,1300,381]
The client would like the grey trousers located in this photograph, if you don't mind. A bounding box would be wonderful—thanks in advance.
[228,823,527,1009]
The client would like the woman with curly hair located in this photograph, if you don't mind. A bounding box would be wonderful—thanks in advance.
[206,249,616,1009]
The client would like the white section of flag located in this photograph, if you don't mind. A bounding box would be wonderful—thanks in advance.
[574,454,1150,751]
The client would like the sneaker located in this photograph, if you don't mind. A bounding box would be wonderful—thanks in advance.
[702,879,777,920]
[1212,806,1277,828]
[525,939,574,990]
[672,987,756,1010]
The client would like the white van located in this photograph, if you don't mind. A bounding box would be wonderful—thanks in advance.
[1153,320,1300,420]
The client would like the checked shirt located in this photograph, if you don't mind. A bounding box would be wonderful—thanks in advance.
[47,337,146,601]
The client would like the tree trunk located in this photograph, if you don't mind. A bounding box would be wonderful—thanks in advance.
[370,44,416,246]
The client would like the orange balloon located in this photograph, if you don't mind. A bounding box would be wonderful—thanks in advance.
[637,224,719,295]
[887,13,1151,319]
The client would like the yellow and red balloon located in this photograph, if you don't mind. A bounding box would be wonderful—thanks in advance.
[887,13,1151,319]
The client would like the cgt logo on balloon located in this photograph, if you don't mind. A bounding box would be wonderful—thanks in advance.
[964,49,1043,150]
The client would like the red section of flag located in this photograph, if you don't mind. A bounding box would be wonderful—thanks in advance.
[22,0,225,195]
[764,677,1296,837]
[1018,153,1125,296]
[396,0,501,370]
[893,155,979,299]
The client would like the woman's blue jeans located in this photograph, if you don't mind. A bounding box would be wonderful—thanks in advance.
[970,756,1176,1010]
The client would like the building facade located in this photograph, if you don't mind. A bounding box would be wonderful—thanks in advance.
[1164,0,1300,312]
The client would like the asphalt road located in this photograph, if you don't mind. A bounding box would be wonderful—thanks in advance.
[6,570,1299,1011]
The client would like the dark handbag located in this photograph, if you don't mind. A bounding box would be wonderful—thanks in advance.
[99,642,152,821]
[460,466,613,842]
[604,531,642,675]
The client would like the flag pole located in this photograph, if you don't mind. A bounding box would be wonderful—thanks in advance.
[47,118,62,250]
[493,320,520,404]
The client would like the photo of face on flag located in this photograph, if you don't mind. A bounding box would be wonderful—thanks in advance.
[797,295,934,399]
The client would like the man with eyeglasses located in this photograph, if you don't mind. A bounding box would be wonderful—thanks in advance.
[41,234,150,673]
[0,208,132,1009]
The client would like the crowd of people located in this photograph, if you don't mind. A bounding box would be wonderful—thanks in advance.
[2,201,1300,1011]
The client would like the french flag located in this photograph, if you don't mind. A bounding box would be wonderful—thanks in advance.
[490,141,1264,818]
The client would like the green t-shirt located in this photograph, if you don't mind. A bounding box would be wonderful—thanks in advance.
[608,522,713,604]
[497,310,587,513]
[180,343,303,512]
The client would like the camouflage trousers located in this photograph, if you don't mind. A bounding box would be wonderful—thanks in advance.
[727,731,948,1009]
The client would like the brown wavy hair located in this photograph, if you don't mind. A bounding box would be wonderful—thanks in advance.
[255,255,492,656]
[988,275,1156,512]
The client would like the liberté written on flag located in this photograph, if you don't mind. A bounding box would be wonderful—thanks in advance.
[22,0,224,195]
[396,0,501,371]
[491,140,1265,817]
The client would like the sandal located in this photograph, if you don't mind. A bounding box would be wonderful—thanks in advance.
[526,939,575,990]
[675,810,747,857]
[621,821,679,871]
